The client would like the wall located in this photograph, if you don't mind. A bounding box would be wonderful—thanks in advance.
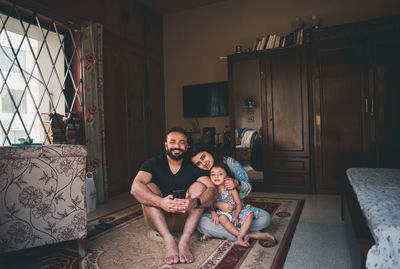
[163,0,400,134]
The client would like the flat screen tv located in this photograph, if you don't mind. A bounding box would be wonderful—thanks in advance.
[183,81,229,118]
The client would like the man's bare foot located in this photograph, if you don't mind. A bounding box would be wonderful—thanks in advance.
[164,236,179,264]
[234,236,250,247]
[200,234,208,241]
[178,237,194,263]
[248,231,275,242]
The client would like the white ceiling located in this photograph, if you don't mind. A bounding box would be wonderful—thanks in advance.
[137,0,230,14]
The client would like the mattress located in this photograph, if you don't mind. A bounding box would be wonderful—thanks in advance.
[346,168,400,269]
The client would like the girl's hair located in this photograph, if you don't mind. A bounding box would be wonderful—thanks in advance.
[211,162,233,178]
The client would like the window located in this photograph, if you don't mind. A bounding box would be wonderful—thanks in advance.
[0,1,83,145]
[1,88,27,113]
[0,45,26,72]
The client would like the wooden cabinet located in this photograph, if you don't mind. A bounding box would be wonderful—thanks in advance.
[263,47,310,193]
[311,39,369,194]
[370,35,400,169]
[228,46,311,193]
[103,1,164,196]
[229,16,400,194]
[311,16,400,194]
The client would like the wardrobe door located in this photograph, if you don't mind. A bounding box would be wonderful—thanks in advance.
[371,37,400,168]
[103,35,147,196]
[103,38,129,195]
[264,47,310,193]
[146,57,165,157]
[126,53,147,186]
[312,41,369,194]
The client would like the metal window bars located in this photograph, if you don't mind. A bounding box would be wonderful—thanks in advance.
[0,1,83,145]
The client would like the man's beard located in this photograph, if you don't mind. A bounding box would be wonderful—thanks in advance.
[166,148,186,160]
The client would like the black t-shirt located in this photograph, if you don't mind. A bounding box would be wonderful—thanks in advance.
[139,155,209,196]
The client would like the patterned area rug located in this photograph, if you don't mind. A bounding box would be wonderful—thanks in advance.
[37,193,304,269]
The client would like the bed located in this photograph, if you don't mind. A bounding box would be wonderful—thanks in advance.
[344,168,400,269]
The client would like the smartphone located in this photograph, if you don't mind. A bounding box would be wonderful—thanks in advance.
[172,189,186,199]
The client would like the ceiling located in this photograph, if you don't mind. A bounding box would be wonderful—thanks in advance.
[136,0,230,15]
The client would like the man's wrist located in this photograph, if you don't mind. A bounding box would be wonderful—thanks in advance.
[194,197,201,208]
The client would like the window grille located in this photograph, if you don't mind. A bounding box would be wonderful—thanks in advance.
[0,0,83,145]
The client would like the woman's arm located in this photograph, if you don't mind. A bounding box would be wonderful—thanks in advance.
[224,157,252,199]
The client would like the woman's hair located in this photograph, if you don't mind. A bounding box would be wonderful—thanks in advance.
[189,143,223,162]
[211,162,233,178]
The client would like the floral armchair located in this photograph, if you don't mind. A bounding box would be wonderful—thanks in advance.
[0,145,87,256]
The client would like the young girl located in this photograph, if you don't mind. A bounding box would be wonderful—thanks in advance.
[209,163,274,247]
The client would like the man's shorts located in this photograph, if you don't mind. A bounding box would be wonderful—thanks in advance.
[142,204,189,232]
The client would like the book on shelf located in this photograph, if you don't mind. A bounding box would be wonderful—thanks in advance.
[266,34,275,49]
[280,36,285,47]
[257,35,266,51]
[252,38,260,51]
[303,29,312,44]
[274,35,281,48]
[299,29,304,45]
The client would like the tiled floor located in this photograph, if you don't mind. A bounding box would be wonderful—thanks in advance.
[94,191,352,269]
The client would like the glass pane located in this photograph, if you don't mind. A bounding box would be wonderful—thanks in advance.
[1,88,26,113]
[7,116,27,144]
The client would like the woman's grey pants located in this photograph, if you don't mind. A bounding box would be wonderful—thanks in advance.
[196,208,271,242]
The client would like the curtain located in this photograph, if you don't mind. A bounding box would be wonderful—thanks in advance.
[81,22,108,203]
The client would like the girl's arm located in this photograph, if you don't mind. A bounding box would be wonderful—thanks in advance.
[210,208,219,225]
[230,189,242,226]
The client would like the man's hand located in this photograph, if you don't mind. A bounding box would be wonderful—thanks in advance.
[161,195,186,212]
[214,201,234,213]
[170,193,198,213]
[224,178,238,190]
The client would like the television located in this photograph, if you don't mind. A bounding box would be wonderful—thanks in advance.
[183,81,229,118]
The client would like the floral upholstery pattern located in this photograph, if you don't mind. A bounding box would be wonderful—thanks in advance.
[0,145,87,254]
[346,168,400,269]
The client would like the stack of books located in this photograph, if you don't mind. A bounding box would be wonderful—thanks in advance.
[252,29,311,51]
[49,113,66,144]
[66,113,82,145]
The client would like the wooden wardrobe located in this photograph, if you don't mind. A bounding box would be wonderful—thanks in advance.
[228,15,400,194]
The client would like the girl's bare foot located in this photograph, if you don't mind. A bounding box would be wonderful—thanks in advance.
[164,236,179,264]
[244,234,250,242]
[200,234,208,241]
[234,236,250,247]
[248,231,275,242]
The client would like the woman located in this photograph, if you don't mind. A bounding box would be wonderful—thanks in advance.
[190,143,274,242]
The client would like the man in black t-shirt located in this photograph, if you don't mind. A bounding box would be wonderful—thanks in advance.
[131,127,217,265]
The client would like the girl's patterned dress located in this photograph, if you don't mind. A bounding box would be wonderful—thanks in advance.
[216,188,259,228]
